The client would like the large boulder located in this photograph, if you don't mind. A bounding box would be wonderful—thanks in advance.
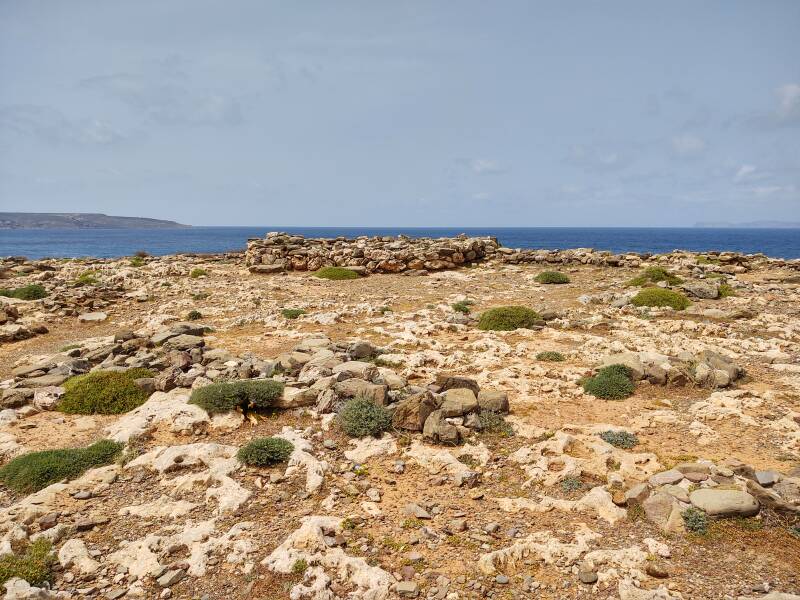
[688,489,759,517]
[422,410,460,445]
[440,388,479,417]
[477,390,509,414]
[393,391,438,431]
[597,353,645,380]
[334,379,387,405]
[681,281,720,299]
[433,374,480,395]
[642,492,685,533]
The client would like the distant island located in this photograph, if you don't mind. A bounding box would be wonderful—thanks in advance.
[693,220,800,229]
[0,212,190,229]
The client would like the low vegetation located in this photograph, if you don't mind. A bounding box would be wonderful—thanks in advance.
[189,379,285,414]
[599,430,639,449]
[237,437,294,466]
[478,410,514,436]
[57,368,154,414]
[536,351,565,362]
[560,476,584,493]
[0,284,48,300]
[186,310,203,321]
[626,266,683,287]
[535,271,570,284]
[190,268,208,278]
[582,364,635,400]
[338,396,392,438]
[477,306,540,331]
[718,283,735,298]
[129,256,146,267]
[0,440,123,493]
[631,288,691,310]
[682,507,709,534]
[451,300,473,314]
[0,539,55,587]
[281,308,306,319]
[313,266,360,280]
[75,270,99,286]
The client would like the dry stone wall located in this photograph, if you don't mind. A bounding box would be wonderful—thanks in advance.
[245,232,500,274]
[245,232,800,275]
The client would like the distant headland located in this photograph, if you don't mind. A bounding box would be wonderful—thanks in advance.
[0,212,190,229]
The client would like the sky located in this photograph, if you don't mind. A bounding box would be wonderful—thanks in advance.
[0,1,799,227]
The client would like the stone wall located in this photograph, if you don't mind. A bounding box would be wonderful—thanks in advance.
[245,232,800,275]
[245,232,500,274]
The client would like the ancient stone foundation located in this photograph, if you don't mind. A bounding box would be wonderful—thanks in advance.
[245,232,799,275]
[245,232,500,274]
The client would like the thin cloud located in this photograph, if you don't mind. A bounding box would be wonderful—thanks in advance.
[468,158,504,175]
[671,134,706,157]
[0,104,127,146]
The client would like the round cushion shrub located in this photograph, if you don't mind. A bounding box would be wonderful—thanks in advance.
[598,430,638,449]
[0,439,123,494]
[582,364,635,400]
[313,267,360,280]
[0,284,48,300]
[477,306,541,331]
[536,351,565,362]
[535,271,570,284]
[631,288,690,311]
[281,308,305,319]
[338,395,393,438]
[682,507,708,534]
[57,368,154,415]
[237,437,294,466]
[189,379,285,414]
[626,267,683,287]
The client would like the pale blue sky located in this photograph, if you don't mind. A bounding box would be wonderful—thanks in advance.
[1,1,798,226]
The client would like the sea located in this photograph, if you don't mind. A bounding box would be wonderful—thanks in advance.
[1,227,799,260]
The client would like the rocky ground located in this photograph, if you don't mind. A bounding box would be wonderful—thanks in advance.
[1,242,799,600]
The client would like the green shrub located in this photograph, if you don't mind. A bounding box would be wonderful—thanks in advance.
[599,430,638,449]
[237,437,294,466]
[560,476,583,493]
[477,306,540,331]
[536,351,565,362]
[625,266,683,287]
[281,308,306,319]
[682,507,708,534]
[189,379,285,414]
[129,256,146,267]
[451,300,473,314]
[291,558,308,575]
[338,396,392,438]
[190,268,208,278]
[0,284,48,300]
[718,283,735,298]
[0,440,123,494]
[535,271,570,284]
[582,364,635,400]
[313,267,359,280]
[631,288,690,311]
[192,292,210,300]
[478,410,514,436]
[57,368,154,415]
[186,310,203,321]
[75,271,99,286]
[0,539,55,587]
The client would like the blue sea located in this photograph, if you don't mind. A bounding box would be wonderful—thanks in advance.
[1,227,799,260]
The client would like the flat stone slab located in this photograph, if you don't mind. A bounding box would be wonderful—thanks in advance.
[78,311,108,322]
[689,488,759,517]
